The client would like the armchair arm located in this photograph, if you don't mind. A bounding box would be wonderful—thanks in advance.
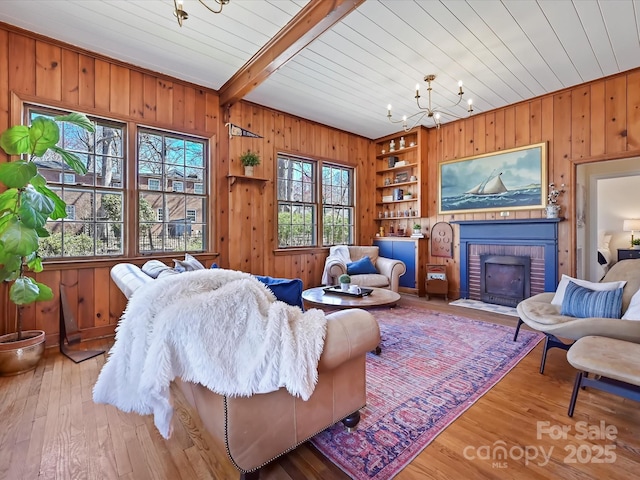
[375,256,407,293]
[318,309,380,371]
[325,258,348,285]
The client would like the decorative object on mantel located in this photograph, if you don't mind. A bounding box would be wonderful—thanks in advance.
[431,222,453,258]
[240,150,260,176]
[386,74,473,131]
[545,182,565,218]
[411,223,424,238]
[173,0,231,27]
[623,219,640,248]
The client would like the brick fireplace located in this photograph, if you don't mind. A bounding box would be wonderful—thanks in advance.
[453,219,561,302]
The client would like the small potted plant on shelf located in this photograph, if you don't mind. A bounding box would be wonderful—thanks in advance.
[240,150,260,176]
[338,273,351,291]
[0,112,95,376]
[413,223,421,235]
[404,191,413,199]
[633,238,640,249]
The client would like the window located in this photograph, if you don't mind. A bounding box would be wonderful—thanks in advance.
[65,205,76,220]
[138,129,207,253]
[322,164,354,245]
[277,154,354,248]
[148,178,160,191]
[61,173,76,184]
[194,183,204,194]
[30,106,126,258]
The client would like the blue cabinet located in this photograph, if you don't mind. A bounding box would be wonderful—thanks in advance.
[373,238,418,289]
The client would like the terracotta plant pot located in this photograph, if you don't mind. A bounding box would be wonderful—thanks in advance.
[0,330,46,376]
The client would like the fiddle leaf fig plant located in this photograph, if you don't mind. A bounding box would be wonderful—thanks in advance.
[0,113,95,340]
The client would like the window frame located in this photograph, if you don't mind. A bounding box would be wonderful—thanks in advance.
[137,127,209,255]
[25,104,127,259]
[276,152,355,250]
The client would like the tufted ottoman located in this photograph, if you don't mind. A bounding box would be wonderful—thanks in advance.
[566,335,640,417]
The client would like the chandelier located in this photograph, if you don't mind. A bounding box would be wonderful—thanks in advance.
[387,74,473,131]
[173,0,230,27]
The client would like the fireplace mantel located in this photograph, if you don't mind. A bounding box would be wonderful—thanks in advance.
[453,218,561,298]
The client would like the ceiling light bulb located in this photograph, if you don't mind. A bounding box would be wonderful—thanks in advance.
[458,80,463,87]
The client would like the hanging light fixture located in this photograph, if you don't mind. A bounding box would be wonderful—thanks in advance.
[173,0,231,27]
[387,74,473,131]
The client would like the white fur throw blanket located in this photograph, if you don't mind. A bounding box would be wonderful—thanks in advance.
[321,245,351,285]
[93,269,327,439]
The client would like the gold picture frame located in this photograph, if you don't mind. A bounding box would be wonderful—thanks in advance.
[438,142,547,215]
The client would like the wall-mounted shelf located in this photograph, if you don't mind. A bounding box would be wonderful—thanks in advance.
[376,162,419,174]
[376,144,418,159]
[227,174,269,192]
[376,180,418,190]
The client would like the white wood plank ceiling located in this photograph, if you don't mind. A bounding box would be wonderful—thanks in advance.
[1,0,639,139]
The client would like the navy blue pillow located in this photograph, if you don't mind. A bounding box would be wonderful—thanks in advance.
[210,263,219,269]
[560,281,624,319]
[346,256,377,275]
[254,275,304,310]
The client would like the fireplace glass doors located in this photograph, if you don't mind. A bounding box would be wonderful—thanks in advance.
[480,254,531,307]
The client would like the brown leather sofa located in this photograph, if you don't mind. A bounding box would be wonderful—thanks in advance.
[323,245,406,292]
[110,263,380,479]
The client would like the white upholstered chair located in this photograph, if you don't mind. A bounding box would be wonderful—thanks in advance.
[322,246,406,293]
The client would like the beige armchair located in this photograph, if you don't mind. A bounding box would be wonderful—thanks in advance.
[323,246,406,292]
[514,259,640,373]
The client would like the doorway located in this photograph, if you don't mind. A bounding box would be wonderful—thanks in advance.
[576,157,640,282]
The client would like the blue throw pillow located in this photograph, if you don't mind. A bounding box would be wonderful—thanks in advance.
[560,281,624,319]
[210,263,219,269]
[346,256,377,275]
[254,275,304,310]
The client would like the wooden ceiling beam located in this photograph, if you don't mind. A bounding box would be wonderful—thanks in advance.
[218,0,364,108]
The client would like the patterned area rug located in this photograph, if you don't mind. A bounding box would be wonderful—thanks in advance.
[449,298,519,317]
[310,306,542,479]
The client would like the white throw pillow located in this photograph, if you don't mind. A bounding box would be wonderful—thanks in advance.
[173,253,205,272]
[551,274,627,306]
[622,287,640,320]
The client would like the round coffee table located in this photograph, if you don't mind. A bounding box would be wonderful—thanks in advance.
[302,286,401,309]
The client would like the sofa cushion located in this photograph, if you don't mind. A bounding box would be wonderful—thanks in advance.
[254,275,304,310]
[346,256,377,275]
[560,281,624,319]
[350,273,390,288]
[142,260,171,278]
[551,274,626,306]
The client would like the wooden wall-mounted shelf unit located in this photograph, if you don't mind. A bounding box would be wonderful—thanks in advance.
[227,174,269,191]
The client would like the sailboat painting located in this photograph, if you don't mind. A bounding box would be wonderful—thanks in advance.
[439,143,546,214]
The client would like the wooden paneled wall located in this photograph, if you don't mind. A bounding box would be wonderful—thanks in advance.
[423,69,640,297]
[4,21,640,344]
[0,24,372,344]
[222,101,372,284]
[0,25,220,344]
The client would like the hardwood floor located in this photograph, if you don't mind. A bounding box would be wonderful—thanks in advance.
[1,297,638,479]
